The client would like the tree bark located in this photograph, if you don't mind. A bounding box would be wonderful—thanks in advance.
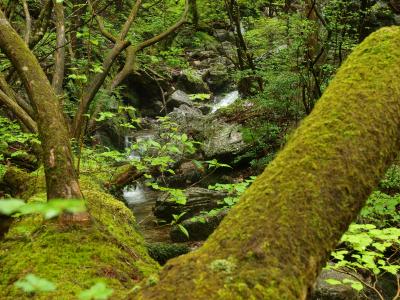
[52,0,66,96]
[138,26,400,299]
[0,9,82,200]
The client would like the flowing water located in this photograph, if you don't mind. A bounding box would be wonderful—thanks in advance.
[122,133,170,242]
[121,92,240,241]
[211,90,240,113]
[123,183,171,242]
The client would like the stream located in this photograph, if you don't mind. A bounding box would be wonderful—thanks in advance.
[122,90,240,242]
[211,90,240,113]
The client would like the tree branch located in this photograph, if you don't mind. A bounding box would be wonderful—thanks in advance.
[110,0,189,90]
[0,73,35,118]
[0,88,37,133]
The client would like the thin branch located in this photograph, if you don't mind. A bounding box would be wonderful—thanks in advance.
[0,73,35,118]
[110,0,189,90]
[0,88,37,133]
[21,0,31,44]
[88,0,117,43]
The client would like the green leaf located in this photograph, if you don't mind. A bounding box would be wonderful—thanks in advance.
[342,279,363,291]
[78,283,113,300]
[381,265,400,275]
[0,199,25,215]
[350,282,364,292]
[178,224,189,239]
[192,160,204,170]
[14,274,56,294]
[95,112,115,122]
[324,279,342,285]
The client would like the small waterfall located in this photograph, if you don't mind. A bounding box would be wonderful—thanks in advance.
[124,136,134,148]
[211,90,240,113]
[123,183,146,206]
[125,132,155,160]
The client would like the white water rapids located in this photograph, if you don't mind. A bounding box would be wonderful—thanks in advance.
[211,90,240,113]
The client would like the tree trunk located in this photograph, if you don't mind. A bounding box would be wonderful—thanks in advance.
[0,9,82,200]
[138,26,400,299]
[52,0,66,96]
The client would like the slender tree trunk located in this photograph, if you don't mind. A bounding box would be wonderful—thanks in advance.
[0,9,82,200]
[52,0,66,96]
[189,0,199,29]
[138,27,400,299]
[390,0,400,12]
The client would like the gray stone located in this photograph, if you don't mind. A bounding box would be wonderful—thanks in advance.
[176,69,210,94]
[204,62,231,92]
[214,29,234,42]
[201,122,246,158]
[311,268,363,300]
[168,105,249,159]
[166,90,193,109]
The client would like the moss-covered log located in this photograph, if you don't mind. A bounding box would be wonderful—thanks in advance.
[136,27,400,299]
[0,176,159,299]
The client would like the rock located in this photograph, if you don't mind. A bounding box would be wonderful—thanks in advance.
[146,242,190,265]
[188,50,217,61]
[202,122,246,158]
[216,41,237,58]
[311,268,363,300]
[154,187,228,222]
[213,29,235,42]
[198,104,212,115]
[160,161,204,188]
[176,69,210,94]
[204,62,231,93]
[168,105,205,133]
[170,208,229,242]
[168,105,249,160]
[166,90,193,110]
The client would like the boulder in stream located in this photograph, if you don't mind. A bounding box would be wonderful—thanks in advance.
[176,69,210,94]
[168,105,249,160]
[204,62,231,93]
[166,90,193,110]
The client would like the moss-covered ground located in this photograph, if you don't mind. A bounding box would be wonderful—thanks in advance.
[0,171,159,299]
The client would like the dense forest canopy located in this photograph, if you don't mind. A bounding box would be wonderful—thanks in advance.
[0,0,399,299]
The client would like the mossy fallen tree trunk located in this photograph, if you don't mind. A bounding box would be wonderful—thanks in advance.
[0,172,159,299]
[136,27,400,299]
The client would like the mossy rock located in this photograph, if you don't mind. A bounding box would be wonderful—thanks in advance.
[0,176,159,299]
[146,242,190,265]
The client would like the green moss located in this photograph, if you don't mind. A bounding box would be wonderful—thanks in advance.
[146,242,189,265]
[0,175,159,299]
[137,27,400,299]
